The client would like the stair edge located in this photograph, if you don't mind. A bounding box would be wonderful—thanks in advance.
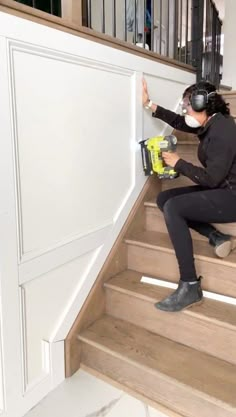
[80,363,186,417]
[79,318,236,413]
[104,275,236,333]
[124,233,236,269]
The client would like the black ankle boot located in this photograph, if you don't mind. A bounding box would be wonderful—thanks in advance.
[155,277,203,312]
[209,230,232,258]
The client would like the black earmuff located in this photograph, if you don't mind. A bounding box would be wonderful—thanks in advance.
[190,90,216,112]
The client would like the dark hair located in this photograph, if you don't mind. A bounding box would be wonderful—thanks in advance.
[183,81,230,116]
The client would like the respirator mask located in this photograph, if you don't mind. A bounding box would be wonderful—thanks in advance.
[180,99,201,128]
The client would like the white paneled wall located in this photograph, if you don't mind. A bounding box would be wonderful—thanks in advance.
[0,9,195,417]
[12,48,133,256]
[0,321,3,412]
[222,0,236,88]
[21,249,99,386]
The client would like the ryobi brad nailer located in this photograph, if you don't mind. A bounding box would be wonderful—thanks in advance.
[140,134,179,179]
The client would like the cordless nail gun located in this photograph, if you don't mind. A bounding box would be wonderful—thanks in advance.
[140,134,179,179]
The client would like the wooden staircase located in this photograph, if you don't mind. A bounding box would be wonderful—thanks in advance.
[65,97,236,417]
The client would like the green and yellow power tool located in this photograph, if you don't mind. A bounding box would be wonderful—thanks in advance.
[140,135,179,179]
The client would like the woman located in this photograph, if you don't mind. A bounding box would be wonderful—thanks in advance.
[143,79,236,312]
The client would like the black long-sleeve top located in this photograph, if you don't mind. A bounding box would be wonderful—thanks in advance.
[152,106,236,190]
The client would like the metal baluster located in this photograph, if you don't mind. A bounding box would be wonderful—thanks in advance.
[205,0,210,80]
[56,0,61,17]
[32,0,36,8]
[87,0,92,28]
[216,9,221,88]
[50,0,53,14]
[102,0,105,33]
[179,0,182,61]
[211,0,214,80]
[159,0,162,55]
[185,0,189,63]
[218,20,222,87]
[216,6,219,82]
[151,0,154,51]
[211,4,217,84]
[124,0,127,41]
[191,0,204,80]
[207,0,212,82]
[174,0,179,60]
[134,0,137,45]
[143,0,146,48]
[203,0,207,79]
[166,0,170,56]
[112,0,116,37]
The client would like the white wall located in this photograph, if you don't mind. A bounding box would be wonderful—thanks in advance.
[222,0,236,88]
[0,9,195,417]
[214,0,225,20]
[0,318,3,412]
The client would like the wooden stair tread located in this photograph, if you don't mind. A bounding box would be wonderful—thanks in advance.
[125,230,236,267]
[79,315,236,408]
[145,197,236,214]
[105,270,236,329]
[80,365,186,417]
[144,199,236,237]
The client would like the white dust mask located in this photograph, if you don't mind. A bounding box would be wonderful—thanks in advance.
[184,115,201,128]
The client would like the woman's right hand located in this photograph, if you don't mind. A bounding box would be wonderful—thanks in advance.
[142,78,149,106]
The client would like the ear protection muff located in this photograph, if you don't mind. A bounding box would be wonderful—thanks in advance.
[190,90,216,112]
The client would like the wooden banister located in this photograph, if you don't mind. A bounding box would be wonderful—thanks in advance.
[0,0,195,74]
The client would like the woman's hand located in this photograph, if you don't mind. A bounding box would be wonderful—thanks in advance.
[142,78,149,106]
[162,152,180,168]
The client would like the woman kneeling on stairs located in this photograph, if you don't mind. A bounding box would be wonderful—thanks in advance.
[143,79,236,312]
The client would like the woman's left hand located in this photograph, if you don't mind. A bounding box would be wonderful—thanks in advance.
[162,152,180,167]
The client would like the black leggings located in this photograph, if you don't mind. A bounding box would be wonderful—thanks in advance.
[156,185,236,282]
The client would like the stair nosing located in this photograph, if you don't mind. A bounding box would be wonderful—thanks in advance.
[80,363,186,417]
[79,316,236,413]
[124,232,236,269]
[104,274,236,333]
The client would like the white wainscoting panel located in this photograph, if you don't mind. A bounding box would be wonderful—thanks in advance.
[143,73,185,140]
[18,223,111,285]
[10,43,134,261]
[21,248,98,386]
[0,321,4,412]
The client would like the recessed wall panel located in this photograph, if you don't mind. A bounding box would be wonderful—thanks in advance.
[12,48,134,256]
